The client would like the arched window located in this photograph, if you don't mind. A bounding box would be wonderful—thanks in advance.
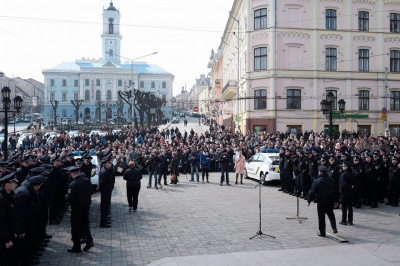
[108,49,113,58]
[358,90,369,110]
[96,90,101,101]
[85,90,90,101]
[108,18,114,34]
[107,90,112,101]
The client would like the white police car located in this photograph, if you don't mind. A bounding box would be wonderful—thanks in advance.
[245,153,280,185]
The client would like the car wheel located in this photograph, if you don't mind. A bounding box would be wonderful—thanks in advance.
[260,173,268,186]
[244,169,249,179]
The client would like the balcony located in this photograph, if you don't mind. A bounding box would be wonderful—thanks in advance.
[221,80,238,100]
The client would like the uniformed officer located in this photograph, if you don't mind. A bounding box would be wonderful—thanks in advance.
[48,157,67,224]
[387,156,400,206]
[15,157,30,185]
[14,175,45,266]
[0,173,19,266]
[65,166,94,253]
[307,165,339,237]
[339,161,355,225]
[99,154,115,228]
[352,156,364,208]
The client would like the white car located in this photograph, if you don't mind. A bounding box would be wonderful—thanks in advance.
[73,153,100,191]
[89,130,107,137]
[171,117,180,123]
[245,153,280,185]
[68,131,80,138]
[16,132,33,148]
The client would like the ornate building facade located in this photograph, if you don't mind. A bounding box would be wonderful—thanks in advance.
[43,2,174,124]
[208,0,400,136]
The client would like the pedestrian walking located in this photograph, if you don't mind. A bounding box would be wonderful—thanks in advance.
[123,161,142,212]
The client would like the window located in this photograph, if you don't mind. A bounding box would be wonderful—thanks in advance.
[50,79,54,86]
[85,90,90,101]
[50,92,55,102]
[162,81,166,89]
[254,8,267,29]
[151,81,155,88]
[118,79,122,87]
[390,91,400,111]
[74,93,78,101]
[326,9,337,30]
[108,49,113,57]
[325,48,337,70]
[287,89,301,109]
[62,109,66,117]
[254,47,267,70]
[74,80,79,87]
[128,80,133,87]
[140,81,144,88]
[107,90,112,101]
[358,49,369,71]
[62,79,66,86]
[254,89,267,110]
[358,11,369,31]
[96,79,101,86]
[390,50,400,72]
[390,13,400,33]
[85,79,89,86]
[62,93,67,102]
[162,94,167,102]
[96,90,101,101]
[326,90,337,110]
[358,90,369,110]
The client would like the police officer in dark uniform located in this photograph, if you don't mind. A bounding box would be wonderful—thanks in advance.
[291,154,300,196]
[352,155,364,208]
[15,157,30,185]
[99,154,115,228]
[366,153,379,208]
[80,156,93,179]
[48,157,67,224]
[297,150,309,198]
[307,165,339,237]
[283,149,293,194]
[278,148,286,192]
[387,156,400,206]
[0,173,19,266]
[65,166,94,253]
[339,161,355,225]
[14,175,45,266]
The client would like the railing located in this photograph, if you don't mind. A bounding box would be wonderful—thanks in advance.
[222,80,238,94]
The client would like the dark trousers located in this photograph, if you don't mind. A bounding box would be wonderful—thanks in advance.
[341,196,353,223]
[280,171,285,189]
[71,207,93,247]
[220,166,229,184]
[126,185,141,210]
[202,168,209,180]
[317,201,337,235]
[158,170,167,184]
[0,242,17,266]
[387,181,400,205]
[100,190,112,224]
[38,202,49,238]
[49,186,65,220]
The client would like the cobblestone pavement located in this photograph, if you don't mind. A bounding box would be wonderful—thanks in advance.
[39,170,400,265]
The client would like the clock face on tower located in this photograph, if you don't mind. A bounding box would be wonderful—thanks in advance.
[107,79,112,85]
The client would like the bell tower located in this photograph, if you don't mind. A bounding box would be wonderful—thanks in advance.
[101,1,121,65]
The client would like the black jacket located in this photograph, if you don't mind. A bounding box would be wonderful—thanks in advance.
[0,188,17,244]
[339,170,355,197]
[123,168,142,188]
[308,173,339,203]
[67,174,92,209]
[14,184,38,234]
[15,166,30,185]
[99,167,115,192]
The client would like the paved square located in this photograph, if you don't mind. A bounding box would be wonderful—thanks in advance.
[40,172,400,265]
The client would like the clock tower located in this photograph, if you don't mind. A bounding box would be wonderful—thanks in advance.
[101,1,121,65]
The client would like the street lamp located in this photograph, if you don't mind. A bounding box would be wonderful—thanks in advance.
[106,51,157,129]
[1,86,23,160]
[320,91,346,140]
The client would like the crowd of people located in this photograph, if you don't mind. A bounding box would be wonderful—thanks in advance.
[1,121,400,264]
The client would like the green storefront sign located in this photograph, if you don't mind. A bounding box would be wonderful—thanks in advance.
[332,113,369,119]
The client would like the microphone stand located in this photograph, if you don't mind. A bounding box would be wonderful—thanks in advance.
[250,174,275,240]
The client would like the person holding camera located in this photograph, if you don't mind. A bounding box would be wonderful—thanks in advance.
[219,148,231,186]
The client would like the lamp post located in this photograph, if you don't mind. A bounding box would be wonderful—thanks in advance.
[320,91,346,140]
[106,51,157,129]
[1,86,23,160]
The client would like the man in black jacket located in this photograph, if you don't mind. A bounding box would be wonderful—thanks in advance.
[307,166,339,237]
[66,166,94,253]
[219,149,231,186]
[0,173,19,265]
[123,161,143,212]
[99,155,115,228]
[339,161,355,225]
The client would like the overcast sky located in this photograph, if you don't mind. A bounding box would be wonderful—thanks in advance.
[0,0,233,95]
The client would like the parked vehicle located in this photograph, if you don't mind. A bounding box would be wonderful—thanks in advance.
[245,152,280,185]
[172,117,180,123]
[72,151,100,191]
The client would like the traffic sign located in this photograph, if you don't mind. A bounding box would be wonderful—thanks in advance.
[381,113,387,121]
[193,106,199,112]
[382,107,387,114]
